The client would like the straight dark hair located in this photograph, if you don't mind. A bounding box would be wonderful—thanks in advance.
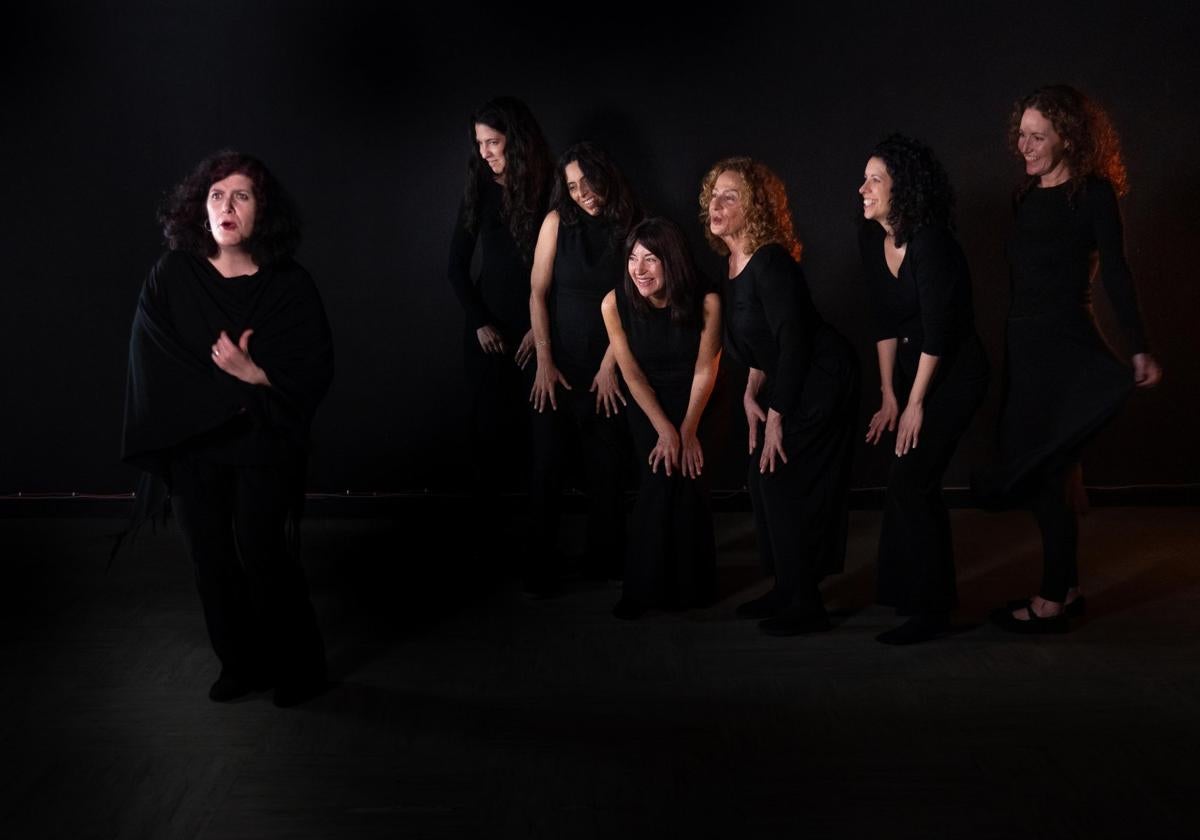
[623,217,704,326]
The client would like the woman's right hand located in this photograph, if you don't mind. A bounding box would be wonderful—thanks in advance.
[744,391,767,454]
[530,358,571,412]
[866,391,899,445]
[649,426,681,477]
[476,324,507,355]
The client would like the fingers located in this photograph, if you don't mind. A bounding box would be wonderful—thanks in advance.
[238,328,253,353]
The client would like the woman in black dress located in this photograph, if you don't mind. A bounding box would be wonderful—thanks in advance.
[447,97,554,565]
[858,134,990,645]
[122,151,333,706]
[976,85,1162,632]
[600,218,721,619]
[527,142,638,593]
[701,157,860,636]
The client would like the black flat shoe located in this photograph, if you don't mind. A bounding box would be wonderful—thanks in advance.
[611,598,645,620]
[208,670,271,703]
[758,611,832,637]
[1006,596,1086,618]
[990,604,1070,634]
[735,590,782,620]
[876,614,950,646]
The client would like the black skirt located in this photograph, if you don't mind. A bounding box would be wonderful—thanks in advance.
[973,306,1131,506]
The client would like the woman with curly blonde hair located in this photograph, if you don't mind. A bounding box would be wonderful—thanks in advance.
[974,85,1163,633]
[701,157,859,636]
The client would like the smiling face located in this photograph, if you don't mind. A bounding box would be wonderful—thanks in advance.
[707,170,748,240]
[1017,107,1070,186]
[628,241,667,305]
[564,160,602,216]
[474,122,507,179]
[205,172,257,250]
[859,156,893,228]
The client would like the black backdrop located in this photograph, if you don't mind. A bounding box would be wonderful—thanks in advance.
[4,0,1197,496]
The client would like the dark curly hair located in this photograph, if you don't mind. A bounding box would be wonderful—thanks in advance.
[623,217,705,326]
[551,141,641,242]
[867,133,955,246]
[699,157,802,261]
[1010,84,1128,200]
[462,97,555,259]
[158,150,301,266]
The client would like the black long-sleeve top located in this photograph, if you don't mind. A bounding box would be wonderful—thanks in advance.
[1008,176,1147,353]
[858,222,977,364]
[447,177,532,337]
[723,243,824,416]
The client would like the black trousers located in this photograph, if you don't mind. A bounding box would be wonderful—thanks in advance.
[1032,462,1080,602]
[749,332,860,617]
[170,455,324,685]
[877,337,989,615]
[463,330,535,566]
[624,393,716,610]
[529,384,627,583]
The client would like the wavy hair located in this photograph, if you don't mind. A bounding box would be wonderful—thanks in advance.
[158,150,301,266]
[461,97,554,258]
[867,133,955,245]
[699,157,802,261]
[623,217,704,326]
[1010,84,1128,200]
[550,141,640,240]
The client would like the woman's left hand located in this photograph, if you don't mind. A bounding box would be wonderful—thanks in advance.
[649,427,681,476]
[212,329,269,386]
[590,364,627,417]
[758,408,788,474]
[681,428,704,479]
[895,400,923,456]
[1132,352,1163,388]
[514,329,536,370]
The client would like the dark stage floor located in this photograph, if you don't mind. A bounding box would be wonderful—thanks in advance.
[2,506,1198,839]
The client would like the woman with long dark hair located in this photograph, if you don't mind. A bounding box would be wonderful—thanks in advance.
[858,134,990,644]
[526,142,639,593]
[701,158,860,636]
[975,85,1162,632]
[447,97,554,566]
[122,150,333,706]
[600,218,721,619]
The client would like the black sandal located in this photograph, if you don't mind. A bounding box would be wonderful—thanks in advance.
[990,603,1070,634]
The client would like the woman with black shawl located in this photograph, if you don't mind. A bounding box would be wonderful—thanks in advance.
[122,151,333,706]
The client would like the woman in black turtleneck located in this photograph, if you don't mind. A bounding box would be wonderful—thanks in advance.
[858,134,990,645]
[975,85,1162,633]
[447,97,554,568]
[527,142,640,594]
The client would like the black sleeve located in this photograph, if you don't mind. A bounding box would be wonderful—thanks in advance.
[233,266,335,449]
[858,223,898,343]
[447,199,491,331]
[1088,180,1147,354]
[756,247,814,416]
[908,226,961,357]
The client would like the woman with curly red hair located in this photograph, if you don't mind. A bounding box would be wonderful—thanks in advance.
[858,134,990,645]
[975,85,1163,633]
[701,158,859,636]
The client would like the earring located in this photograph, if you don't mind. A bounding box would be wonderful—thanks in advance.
[203,219,212,232]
